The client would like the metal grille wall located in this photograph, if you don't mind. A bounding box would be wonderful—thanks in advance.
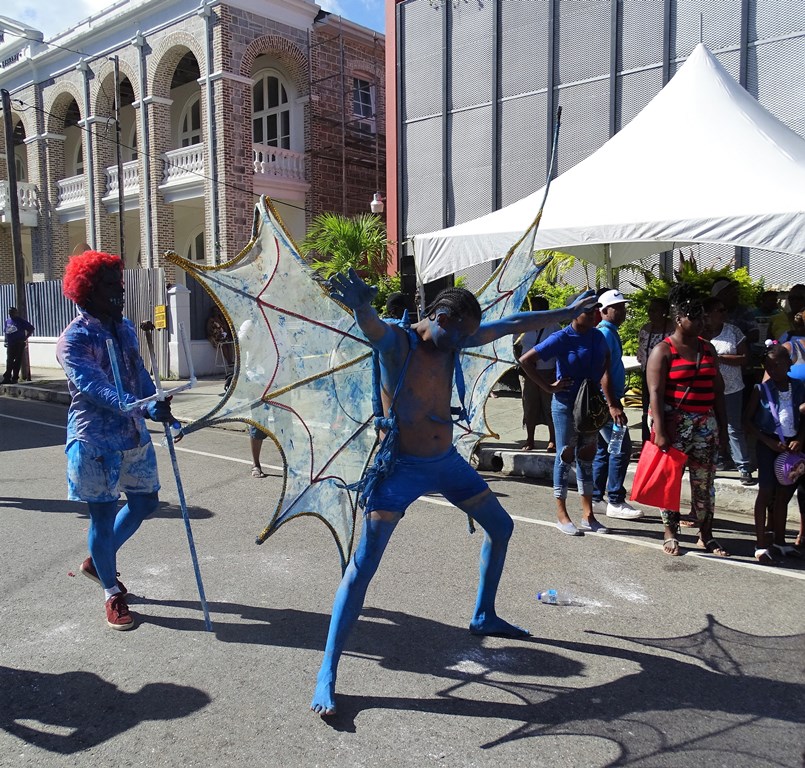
[0,269,167,374]
[398,0,805,289]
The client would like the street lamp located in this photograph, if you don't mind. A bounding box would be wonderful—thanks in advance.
[370,191,385,214]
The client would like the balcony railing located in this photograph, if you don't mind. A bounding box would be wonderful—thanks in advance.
[56,175,85,209]
[105,160,140,198]
[0,181,39,226]
[162,145,205,186]
[253,144,305,182]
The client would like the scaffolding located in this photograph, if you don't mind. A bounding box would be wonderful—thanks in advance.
[308,15,386,215]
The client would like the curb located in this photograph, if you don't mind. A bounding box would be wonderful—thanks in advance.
[476,446,758,519]
[5,380,758,518]
[1,383,71,405]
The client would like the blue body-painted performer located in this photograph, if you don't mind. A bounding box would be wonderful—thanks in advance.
[311,268,597,715]
[57,251,176,630]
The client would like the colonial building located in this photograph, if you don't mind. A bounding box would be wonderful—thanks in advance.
[0,0,385,288]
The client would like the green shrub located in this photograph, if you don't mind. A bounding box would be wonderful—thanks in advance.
[618,255,763,355]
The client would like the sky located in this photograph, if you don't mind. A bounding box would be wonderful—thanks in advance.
[2,0,384,43]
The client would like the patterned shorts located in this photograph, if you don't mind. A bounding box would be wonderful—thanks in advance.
[66,439,160,503]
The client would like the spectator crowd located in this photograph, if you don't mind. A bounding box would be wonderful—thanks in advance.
[515,279,805,563]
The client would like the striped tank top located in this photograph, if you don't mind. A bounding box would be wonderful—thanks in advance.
[664,337,717,413]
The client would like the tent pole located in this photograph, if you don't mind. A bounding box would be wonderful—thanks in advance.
[605,243,614,288]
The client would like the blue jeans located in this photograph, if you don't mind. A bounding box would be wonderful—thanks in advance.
[724,390,751,473]
[592,419,633,504]
[551,398,597,499]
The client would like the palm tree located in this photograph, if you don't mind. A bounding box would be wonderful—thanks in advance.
[301,212,389,279]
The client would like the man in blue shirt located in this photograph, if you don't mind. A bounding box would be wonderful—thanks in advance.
[593,289,642,520]
[2,307,35,384]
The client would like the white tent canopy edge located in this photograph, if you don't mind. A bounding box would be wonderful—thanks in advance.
[413,44,805,285]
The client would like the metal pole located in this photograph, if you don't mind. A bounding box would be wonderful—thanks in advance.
[1,89,30,379]
[113,56,126,261]
[140,321,212,632]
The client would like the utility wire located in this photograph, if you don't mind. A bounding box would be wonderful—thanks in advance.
[12,96,312,216]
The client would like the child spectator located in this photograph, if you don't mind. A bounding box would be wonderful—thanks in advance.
[743,343,805,564]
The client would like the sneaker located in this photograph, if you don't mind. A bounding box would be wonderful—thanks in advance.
[80,557,127,595]
[592,500,607,517]
[105,594,134,630]
[556,521,582,536]
[739,471,757,486]
[606,501,642,520]
[579,519,609,534]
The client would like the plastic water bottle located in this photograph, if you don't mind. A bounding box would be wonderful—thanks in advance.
[608,423,625,455]
[161,422,184,447]
[536,589,571,605]
[169,421,184,443]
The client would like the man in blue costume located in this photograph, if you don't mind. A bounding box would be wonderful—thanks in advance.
[57,251,175,631]
[311,269,595,715]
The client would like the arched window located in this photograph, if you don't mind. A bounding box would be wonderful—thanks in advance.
[252,70,290,149]
[15,153,26,182]
[75,144,84,175]
[186,229,205,263]
[179,96,202,147]
[127,124,138,162]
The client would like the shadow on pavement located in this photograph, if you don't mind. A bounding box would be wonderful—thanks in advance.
[0,497,214,522]
[122,599,804,763]
[0,666,210,754]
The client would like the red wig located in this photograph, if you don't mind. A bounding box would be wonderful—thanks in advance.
[63,250,123,307]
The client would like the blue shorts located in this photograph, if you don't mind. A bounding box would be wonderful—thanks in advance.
[365,445,488,515]
[248,425,268,441]
[66,439,160,503]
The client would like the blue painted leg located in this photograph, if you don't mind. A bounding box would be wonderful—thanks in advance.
[114,492,159,550]
[462,491,529,638]
[86,501,119,590]
[311,514,398,716]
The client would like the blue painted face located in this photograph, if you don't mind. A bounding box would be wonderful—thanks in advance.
[431,312,480,350]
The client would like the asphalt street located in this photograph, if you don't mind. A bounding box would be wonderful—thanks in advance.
[1,395,804,767]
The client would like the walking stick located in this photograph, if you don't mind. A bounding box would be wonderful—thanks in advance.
[106,322,213,632]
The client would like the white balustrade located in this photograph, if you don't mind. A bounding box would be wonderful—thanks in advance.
[17,182,38,212]
[252,144,305,182]
[0,181,39,225]
[162,145,205,185]
[56,175,85,208]
[105,160,140,197]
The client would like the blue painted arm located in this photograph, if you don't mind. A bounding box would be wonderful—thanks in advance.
[328,268,398,352]
[465,290,597,347]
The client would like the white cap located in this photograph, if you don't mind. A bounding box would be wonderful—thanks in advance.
[598,289,630,310]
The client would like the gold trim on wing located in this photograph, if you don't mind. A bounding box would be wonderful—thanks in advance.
[265,351,372,400]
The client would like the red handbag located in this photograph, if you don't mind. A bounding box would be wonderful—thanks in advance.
[630,441,688,511]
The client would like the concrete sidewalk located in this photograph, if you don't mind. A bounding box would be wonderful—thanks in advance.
[3,367,761,517]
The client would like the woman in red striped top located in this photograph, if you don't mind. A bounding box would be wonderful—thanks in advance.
[646,283,729,557]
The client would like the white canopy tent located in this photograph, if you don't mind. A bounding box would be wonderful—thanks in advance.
[413,44,805,285]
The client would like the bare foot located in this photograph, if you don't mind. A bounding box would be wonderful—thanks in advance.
[310,672,337,716]
[469,615,530,638]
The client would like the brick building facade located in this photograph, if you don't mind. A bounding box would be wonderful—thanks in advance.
[0,0,385,288]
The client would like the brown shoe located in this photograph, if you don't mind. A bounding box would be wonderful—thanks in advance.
[105,594,134,630]
[81,557,127,595]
